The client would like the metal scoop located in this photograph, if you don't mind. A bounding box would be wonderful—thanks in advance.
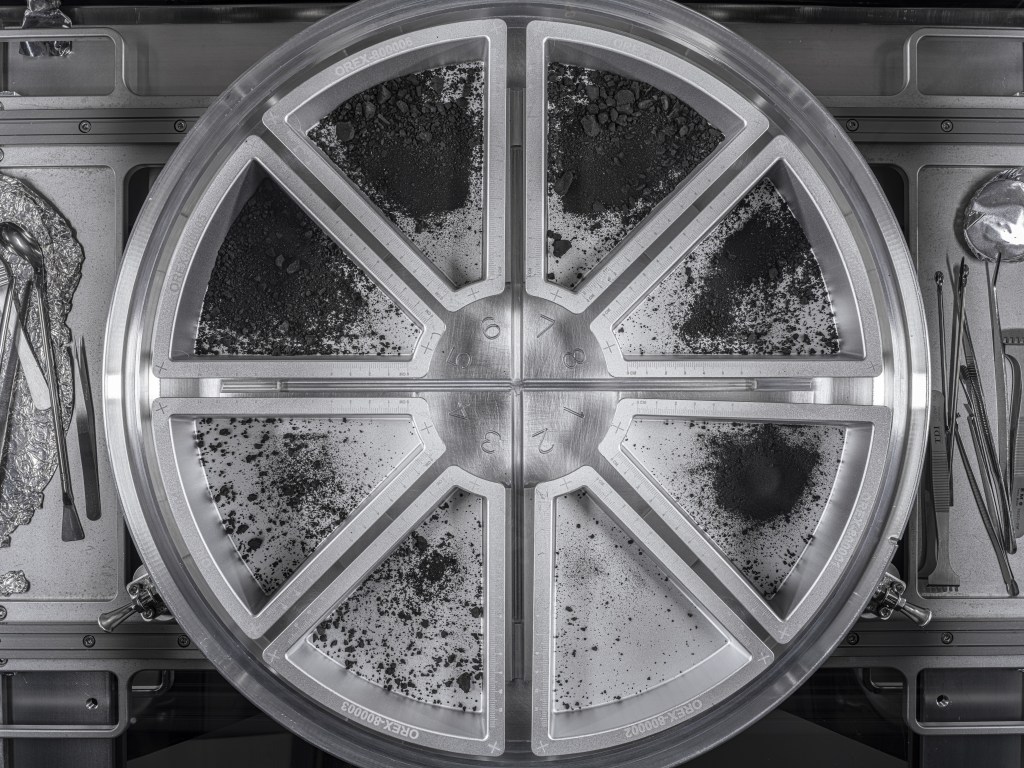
[0,223,83,542]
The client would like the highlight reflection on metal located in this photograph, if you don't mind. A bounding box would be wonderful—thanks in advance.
[104,3,928,767]
[964,168,1024,264]
[0,174,83,547]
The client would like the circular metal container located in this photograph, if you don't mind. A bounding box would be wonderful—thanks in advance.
[104,2,929,765]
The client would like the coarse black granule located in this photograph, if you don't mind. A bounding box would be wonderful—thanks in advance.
[308,63,484,287]
[545,63,724,289]
[615,177,840,357]
[196,416,418,595]
[195,178,419,357]
[310,491,485,712]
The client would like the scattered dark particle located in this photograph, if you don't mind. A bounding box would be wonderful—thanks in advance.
[310,492,485,712]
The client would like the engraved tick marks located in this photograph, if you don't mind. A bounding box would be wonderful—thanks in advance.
[450,402,470,421]
[153,401,168,415]
[563,406,584,420]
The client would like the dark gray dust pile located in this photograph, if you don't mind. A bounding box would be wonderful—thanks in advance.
[616,178,840,356]
[553,489,725,711]
[310,491,485,712]
[196,416,420,595]
[309,63,485,288]
[625,419,845,600]
[195,178,419,357]
[546,63,724,290]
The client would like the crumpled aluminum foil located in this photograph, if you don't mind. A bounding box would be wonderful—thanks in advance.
[0,569,29,596]
[0,175,83,546]
[963,168,1024,264]
[19,0,72,58]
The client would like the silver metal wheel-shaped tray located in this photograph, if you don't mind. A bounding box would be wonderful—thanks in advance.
[103,1,929,765]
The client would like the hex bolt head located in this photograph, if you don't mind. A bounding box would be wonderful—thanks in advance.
[82,634,96,648]
[846,632,859,645]
[78,120,92,134]
[845,119,859,132]
[941,631,954,645]
[177,634,191,648]
[174,120,187,133]
[940,120,954,133]
[0,605,7,621]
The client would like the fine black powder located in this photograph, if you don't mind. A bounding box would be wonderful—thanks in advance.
[309,62,485,287]
[195,179,419,357]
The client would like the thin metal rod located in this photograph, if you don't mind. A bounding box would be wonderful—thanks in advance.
[936,271,947,416]
[955,421,1018,596]
[947,259,969,433]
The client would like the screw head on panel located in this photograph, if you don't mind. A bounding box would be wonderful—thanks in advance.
[845,119,859,132]
[940,120,953,133]
[0,605,7,621]
[177,634,191,648]
[845,632,859,645]
[82,634,96,648]
[174,120,187,133]
[940,631,954,645]
[78,120,92,134]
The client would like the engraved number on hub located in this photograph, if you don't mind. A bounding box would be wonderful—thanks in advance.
[481,431,502,455]
[563,348,586,369]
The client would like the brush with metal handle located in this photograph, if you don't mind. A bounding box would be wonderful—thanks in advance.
[954,421,1018,596]
[1003,328,1024,534]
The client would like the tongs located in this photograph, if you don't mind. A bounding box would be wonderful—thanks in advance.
[0,224,83,541]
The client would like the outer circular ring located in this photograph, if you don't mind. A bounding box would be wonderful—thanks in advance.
[104,2,929,766]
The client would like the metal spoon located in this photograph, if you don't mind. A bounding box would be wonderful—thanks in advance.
[0,223,83,542]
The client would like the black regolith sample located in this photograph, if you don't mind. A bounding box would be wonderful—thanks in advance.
[624,419,845,600]
[546,63,724,289]
[310,491,485,712]
[616,177,840,356]
[195,178,419,357]
[309,63,485,287]
[196,416,421,595]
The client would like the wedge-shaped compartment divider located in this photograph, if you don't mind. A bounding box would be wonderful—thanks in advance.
[151,136,443,380]
[592,137,883,378]
[600,400,891,642]
[151,396,444,640]
[262,21,507,311]
[524,20,768,314]
[151,135,445,378]
[531,467,772,756]
[262,467,505,756]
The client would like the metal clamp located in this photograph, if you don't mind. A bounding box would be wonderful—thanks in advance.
[864,567,933,626]
[97,567,170,633]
